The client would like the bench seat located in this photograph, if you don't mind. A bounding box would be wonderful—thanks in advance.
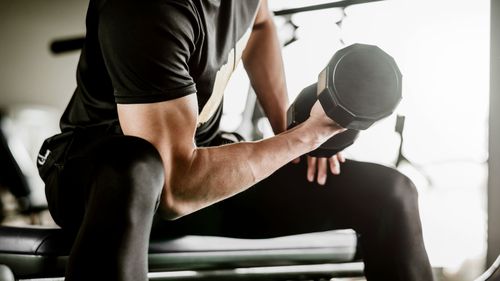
[0,226,363,280]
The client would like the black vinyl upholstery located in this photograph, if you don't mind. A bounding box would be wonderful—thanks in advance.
[0,226,360,279]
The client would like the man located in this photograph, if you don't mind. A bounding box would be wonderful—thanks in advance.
[37,0,434,280]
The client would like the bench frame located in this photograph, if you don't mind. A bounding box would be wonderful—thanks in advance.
[0,226,364,281]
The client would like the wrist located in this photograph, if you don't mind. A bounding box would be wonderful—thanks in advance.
[302,117,344,149]
[290,119,327,151]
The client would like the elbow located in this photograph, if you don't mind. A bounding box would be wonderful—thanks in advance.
[157,190,194,221]
[157,205,183,221]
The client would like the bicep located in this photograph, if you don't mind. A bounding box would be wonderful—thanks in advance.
[117,94,199,176]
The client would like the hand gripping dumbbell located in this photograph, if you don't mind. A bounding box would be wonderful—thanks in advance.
[287,43,402,157]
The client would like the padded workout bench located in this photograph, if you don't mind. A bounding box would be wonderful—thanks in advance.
[0,226,363,280]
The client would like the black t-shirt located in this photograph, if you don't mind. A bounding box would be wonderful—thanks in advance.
[59,0,260,146]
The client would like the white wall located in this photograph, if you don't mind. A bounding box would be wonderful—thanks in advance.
[0,0,88,208]
[0,0,87,112]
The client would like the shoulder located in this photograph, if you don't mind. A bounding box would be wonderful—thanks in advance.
[234,0,261,27]
[98,0,202,103]
[100,0,202,43]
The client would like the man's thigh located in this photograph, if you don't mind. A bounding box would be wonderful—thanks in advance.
[46,133,156,232]
[152,158,405,239]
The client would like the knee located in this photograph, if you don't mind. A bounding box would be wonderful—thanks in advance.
[91,136,165,209]
[382,169,419,213]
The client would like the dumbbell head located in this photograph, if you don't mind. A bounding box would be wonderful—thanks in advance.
[317,43,402,130]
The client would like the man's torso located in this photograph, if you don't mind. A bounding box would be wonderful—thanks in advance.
[59,0,260,146]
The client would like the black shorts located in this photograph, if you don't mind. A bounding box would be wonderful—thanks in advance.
[37,125,244,231]
[37,125,123,230]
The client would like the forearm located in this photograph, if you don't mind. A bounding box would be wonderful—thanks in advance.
[119,94,342,220]
[243,15,288,134]
[162,119,333,219]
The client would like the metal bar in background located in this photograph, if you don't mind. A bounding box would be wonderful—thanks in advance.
[49,37,85,54]
[488,0,500,267]
[49,0,386,54]
[273,0,385,16]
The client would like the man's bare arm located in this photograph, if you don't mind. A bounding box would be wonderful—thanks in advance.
[118,94,342,220]
[243,0,288,134]
[242,1,346,185]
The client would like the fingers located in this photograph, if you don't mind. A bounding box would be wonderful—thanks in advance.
[307,153,346,185]
[328,155,341,175]
[329,152,345,175]
[337,152,346,163]
[306,156,331,186]
[307,156,317,182]
[317,157,328,185]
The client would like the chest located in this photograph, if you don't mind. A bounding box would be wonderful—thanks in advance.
[189,0,260,124]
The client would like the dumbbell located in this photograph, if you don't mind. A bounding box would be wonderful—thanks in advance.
[287,43,402,157]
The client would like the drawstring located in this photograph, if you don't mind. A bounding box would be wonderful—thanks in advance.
[232,1,237,71]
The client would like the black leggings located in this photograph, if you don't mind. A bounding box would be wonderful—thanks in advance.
[42,134,433,281]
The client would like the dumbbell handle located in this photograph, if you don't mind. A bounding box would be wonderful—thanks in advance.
[287,84,360,157]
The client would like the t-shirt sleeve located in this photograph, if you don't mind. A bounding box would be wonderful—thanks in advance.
[98,0,199,104]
